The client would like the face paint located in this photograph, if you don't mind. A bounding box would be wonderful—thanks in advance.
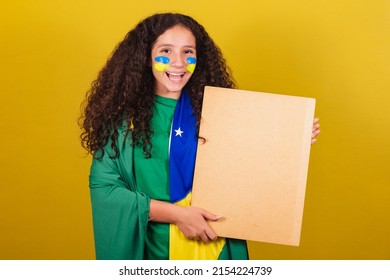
[186,57,197,73]
[154,56,170,72]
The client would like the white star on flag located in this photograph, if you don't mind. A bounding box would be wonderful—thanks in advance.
[174,127,184,137]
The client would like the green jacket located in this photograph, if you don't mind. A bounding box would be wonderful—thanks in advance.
[89,125,150,259]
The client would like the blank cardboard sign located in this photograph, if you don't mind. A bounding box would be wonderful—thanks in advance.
[191,86,316,246]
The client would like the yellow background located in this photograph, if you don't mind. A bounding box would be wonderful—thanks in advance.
[1,0,389,259]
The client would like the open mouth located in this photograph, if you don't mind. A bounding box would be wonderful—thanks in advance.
[166,71,185,81]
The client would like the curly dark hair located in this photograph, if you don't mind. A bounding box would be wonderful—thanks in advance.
[80,13,235,158]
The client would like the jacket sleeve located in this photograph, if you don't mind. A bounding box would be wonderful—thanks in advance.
[89,134,150,260]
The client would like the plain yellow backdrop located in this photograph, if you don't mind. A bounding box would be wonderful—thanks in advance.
[1,0,389,259]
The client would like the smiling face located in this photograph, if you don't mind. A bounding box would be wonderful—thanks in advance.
[151,25,197,99]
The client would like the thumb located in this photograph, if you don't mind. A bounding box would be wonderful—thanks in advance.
[202,211,222,221]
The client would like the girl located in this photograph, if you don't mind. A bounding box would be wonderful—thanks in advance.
[80,13,320,260]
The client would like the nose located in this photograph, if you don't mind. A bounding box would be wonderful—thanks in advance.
[170,53,185,68]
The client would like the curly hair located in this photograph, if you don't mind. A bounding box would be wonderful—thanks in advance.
[80,13,235,158]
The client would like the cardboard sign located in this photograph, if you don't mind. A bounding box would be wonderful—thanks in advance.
[191,86,315,246]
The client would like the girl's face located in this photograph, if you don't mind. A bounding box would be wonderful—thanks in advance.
[151,25,197,99]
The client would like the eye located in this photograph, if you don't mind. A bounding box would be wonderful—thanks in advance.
[161,48,170,54]
[184,49,195,55]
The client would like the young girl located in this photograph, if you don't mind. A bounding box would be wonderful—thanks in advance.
[80,13,320,260]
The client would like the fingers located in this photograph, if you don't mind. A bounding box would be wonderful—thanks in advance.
[312,128,320,138]
[311,117,320,145]
[204,227,218,241]
[312,117,320,131]
[189,229,217,243]
[178,207,220,243]
[196,209,219,242]
[199,231,209,243]
[311,130,320,144]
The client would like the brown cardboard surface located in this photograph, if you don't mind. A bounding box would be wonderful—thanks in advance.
[191,86,316,246]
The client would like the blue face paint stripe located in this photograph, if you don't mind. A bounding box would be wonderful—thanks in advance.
[154,56,170,64]
[186,57,197,64]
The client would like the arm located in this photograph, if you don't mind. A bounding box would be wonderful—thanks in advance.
[89,139,150,260]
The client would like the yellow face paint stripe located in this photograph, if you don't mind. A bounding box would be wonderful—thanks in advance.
[154,56,170,72]
[186,57,196,73]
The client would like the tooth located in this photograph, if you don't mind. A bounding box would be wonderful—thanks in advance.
[167,72,183,76]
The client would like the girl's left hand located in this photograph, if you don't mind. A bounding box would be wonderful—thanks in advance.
[311,118,320,145]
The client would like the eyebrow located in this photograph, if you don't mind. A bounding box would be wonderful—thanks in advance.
[156,43,196,49]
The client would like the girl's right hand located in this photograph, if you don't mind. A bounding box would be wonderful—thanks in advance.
[149,199,221,243]
[174,205,221,243]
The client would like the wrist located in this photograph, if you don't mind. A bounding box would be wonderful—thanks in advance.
[149,199,184,224]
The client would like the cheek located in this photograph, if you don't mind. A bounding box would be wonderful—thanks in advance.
[153,56,170,72]
[186,57,197,73]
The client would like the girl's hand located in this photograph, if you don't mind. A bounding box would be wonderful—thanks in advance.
[174,206,221,243]
[311,118,320,145]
